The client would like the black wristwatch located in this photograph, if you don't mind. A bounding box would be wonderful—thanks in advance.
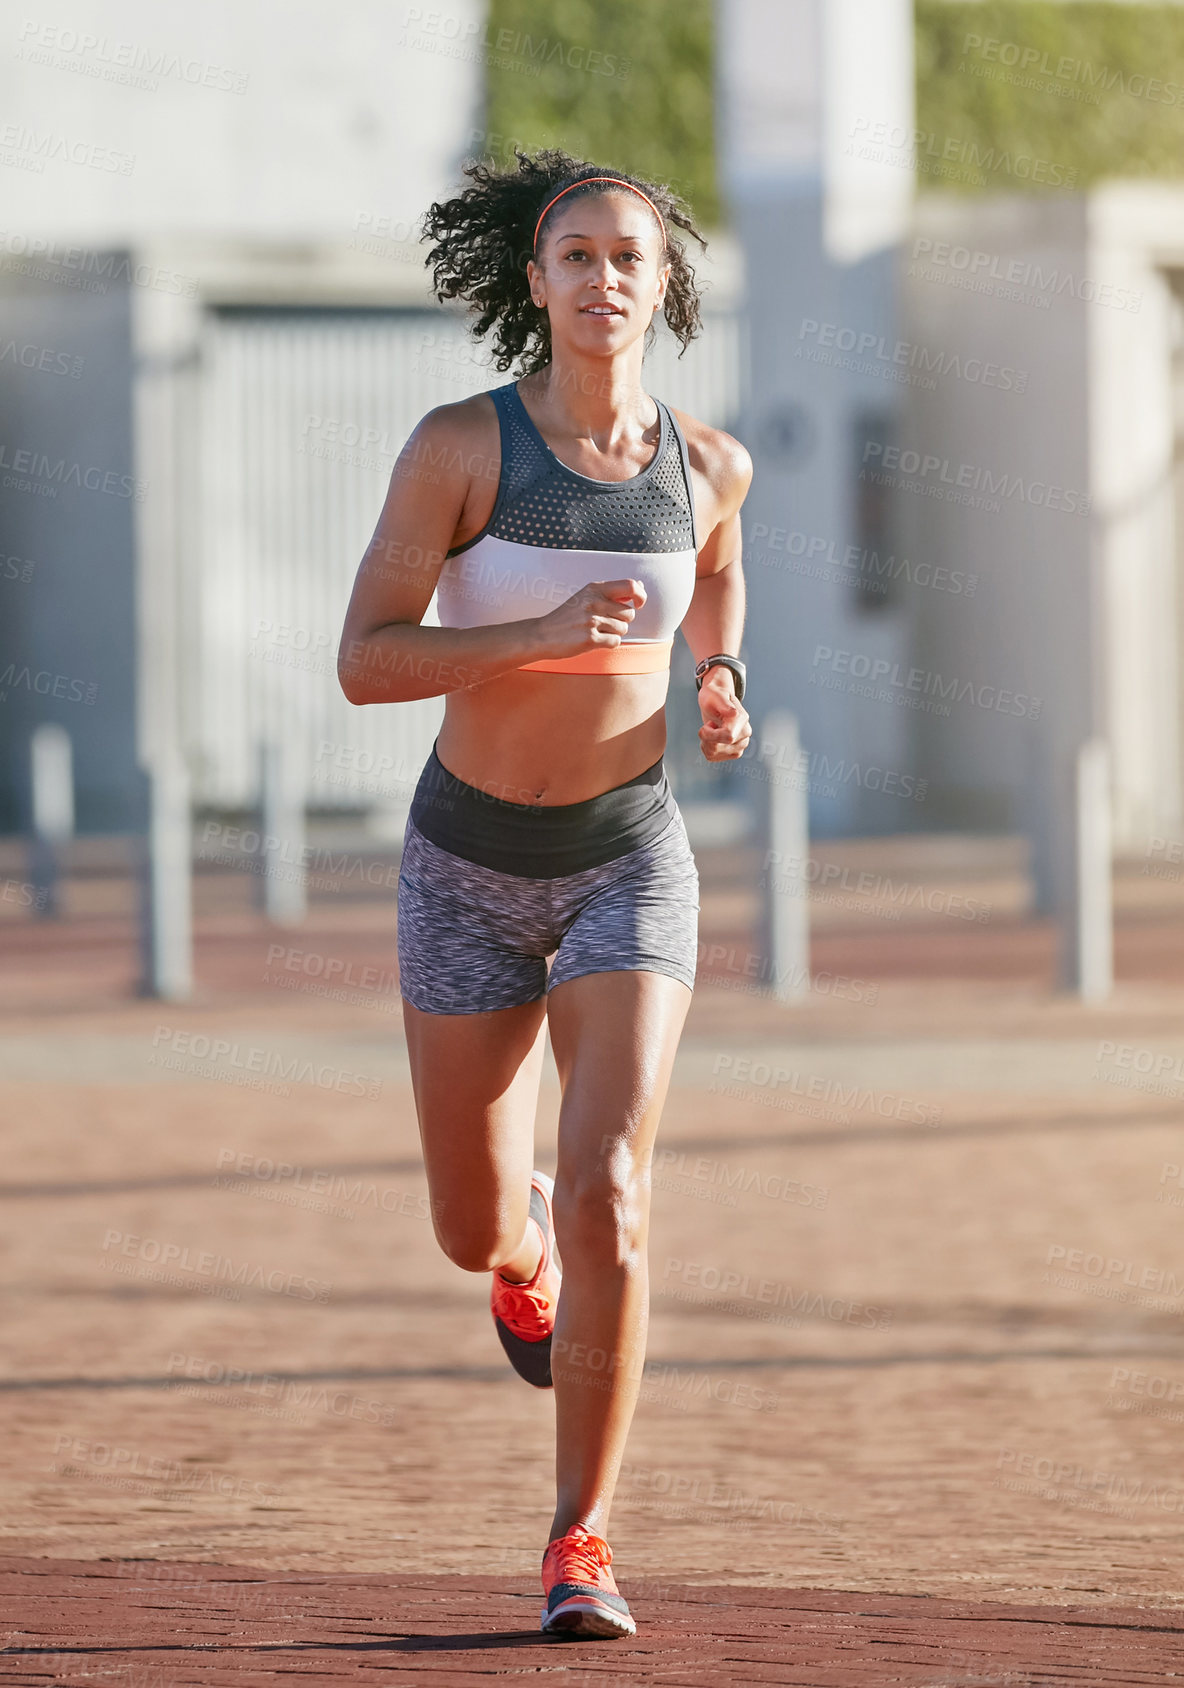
[694,653,746,703]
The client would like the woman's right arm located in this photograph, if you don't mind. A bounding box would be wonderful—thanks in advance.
[337,400,643,705]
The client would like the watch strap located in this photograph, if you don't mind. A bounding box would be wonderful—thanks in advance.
[695,653,745,702]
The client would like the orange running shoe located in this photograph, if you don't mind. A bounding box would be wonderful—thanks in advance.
[540,1523,635,1638]
[490,1170,560,1389]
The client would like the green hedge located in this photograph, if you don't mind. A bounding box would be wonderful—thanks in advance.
[916,3,1184,193]
[481,2,1184,214]
[481,0,719,227]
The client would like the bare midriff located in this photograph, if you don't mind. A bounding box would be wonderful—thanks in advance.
[434,667,671,807]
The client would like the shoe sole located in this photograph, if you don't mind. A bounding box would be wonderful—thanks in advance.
[540,1597,636,1639]
[493,1171,558,1389]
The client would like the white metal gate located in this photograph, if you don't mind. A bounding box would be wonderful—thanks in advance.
[192,305,747,817]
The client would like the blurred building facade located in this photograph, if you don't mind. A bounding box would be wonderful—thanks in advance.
[0,0,485,831]
[2,0,1183,862]
[0,0,742,834]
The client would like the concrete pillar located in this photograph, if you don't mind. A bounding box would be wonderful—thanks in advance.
[139,753,193,1001]
[27,723,74,918]
[131,273,202,1001]
[716,0,916,837]
[257,738,308,925]
[1065,738,1113,999]
[758,710,810,1001]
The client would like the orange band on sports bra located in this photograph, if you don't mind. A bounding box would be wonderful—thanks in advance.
[519,640,672,677]
[533,177,667,251]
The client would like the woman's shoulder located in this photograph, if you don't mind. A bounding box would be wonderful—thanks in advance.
[414,385,504,447]
[668,405,753,506]
[402,386,505,486]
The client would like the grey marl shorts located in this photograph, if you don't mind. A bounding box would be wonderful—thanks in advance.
[396,809,700,1015]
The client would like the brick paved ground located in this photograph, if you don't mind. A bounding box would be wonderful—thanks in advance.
[1,835,1183,1683]
[2,1560,1182,1685]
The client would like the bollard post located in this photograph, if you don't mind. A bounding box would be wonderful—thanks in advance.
[257,739,307,925]
[758,710,810,1002]
[27,723,74,918]
[1066,737,1112,1000]
[139,752,193,1001]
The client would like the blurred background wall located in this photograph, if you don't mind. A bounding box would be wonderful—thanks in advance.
[4,0,1184,868]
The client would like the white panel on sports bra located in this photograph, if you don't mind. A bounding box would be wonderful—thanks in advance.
[435,533,698,644]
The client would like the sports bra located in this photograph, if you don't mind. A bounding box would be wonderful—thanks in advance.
[434,379,700,675]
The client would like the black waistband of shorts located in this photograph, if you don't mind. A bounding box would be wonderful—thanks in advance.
[408,742,677,877]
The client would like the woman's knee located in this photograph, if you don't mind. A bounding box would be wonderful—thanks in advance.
[553,1156,650,1271]
[432,1214,523,1274]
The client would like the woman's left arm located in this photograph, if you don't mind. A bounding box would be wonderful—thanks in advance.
[679,436,754,763]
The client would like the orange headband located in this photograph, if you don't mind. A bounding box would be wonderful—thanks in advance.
[532,177,667,251]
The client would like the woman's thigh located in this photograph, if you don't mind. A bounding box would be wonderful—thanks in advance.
[546,813,700,1002]
[545,816,699,1221]
[397,817,556,1264]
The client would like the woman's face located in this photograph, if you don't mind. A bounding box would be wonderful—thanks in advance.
[527,191,670,357]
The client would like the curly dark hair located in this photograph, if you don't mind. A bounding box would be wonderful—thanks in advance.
[421,147,708,378]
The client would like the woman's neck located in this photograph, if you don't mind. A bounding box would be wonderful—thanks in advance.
[522,352,657,448]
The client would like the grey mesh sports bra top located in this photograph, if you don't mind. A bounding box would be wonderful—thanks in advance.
[433,379,700,676]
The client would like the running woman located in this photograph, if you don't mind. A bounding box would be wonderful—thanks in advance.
[337,148,751,1639]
